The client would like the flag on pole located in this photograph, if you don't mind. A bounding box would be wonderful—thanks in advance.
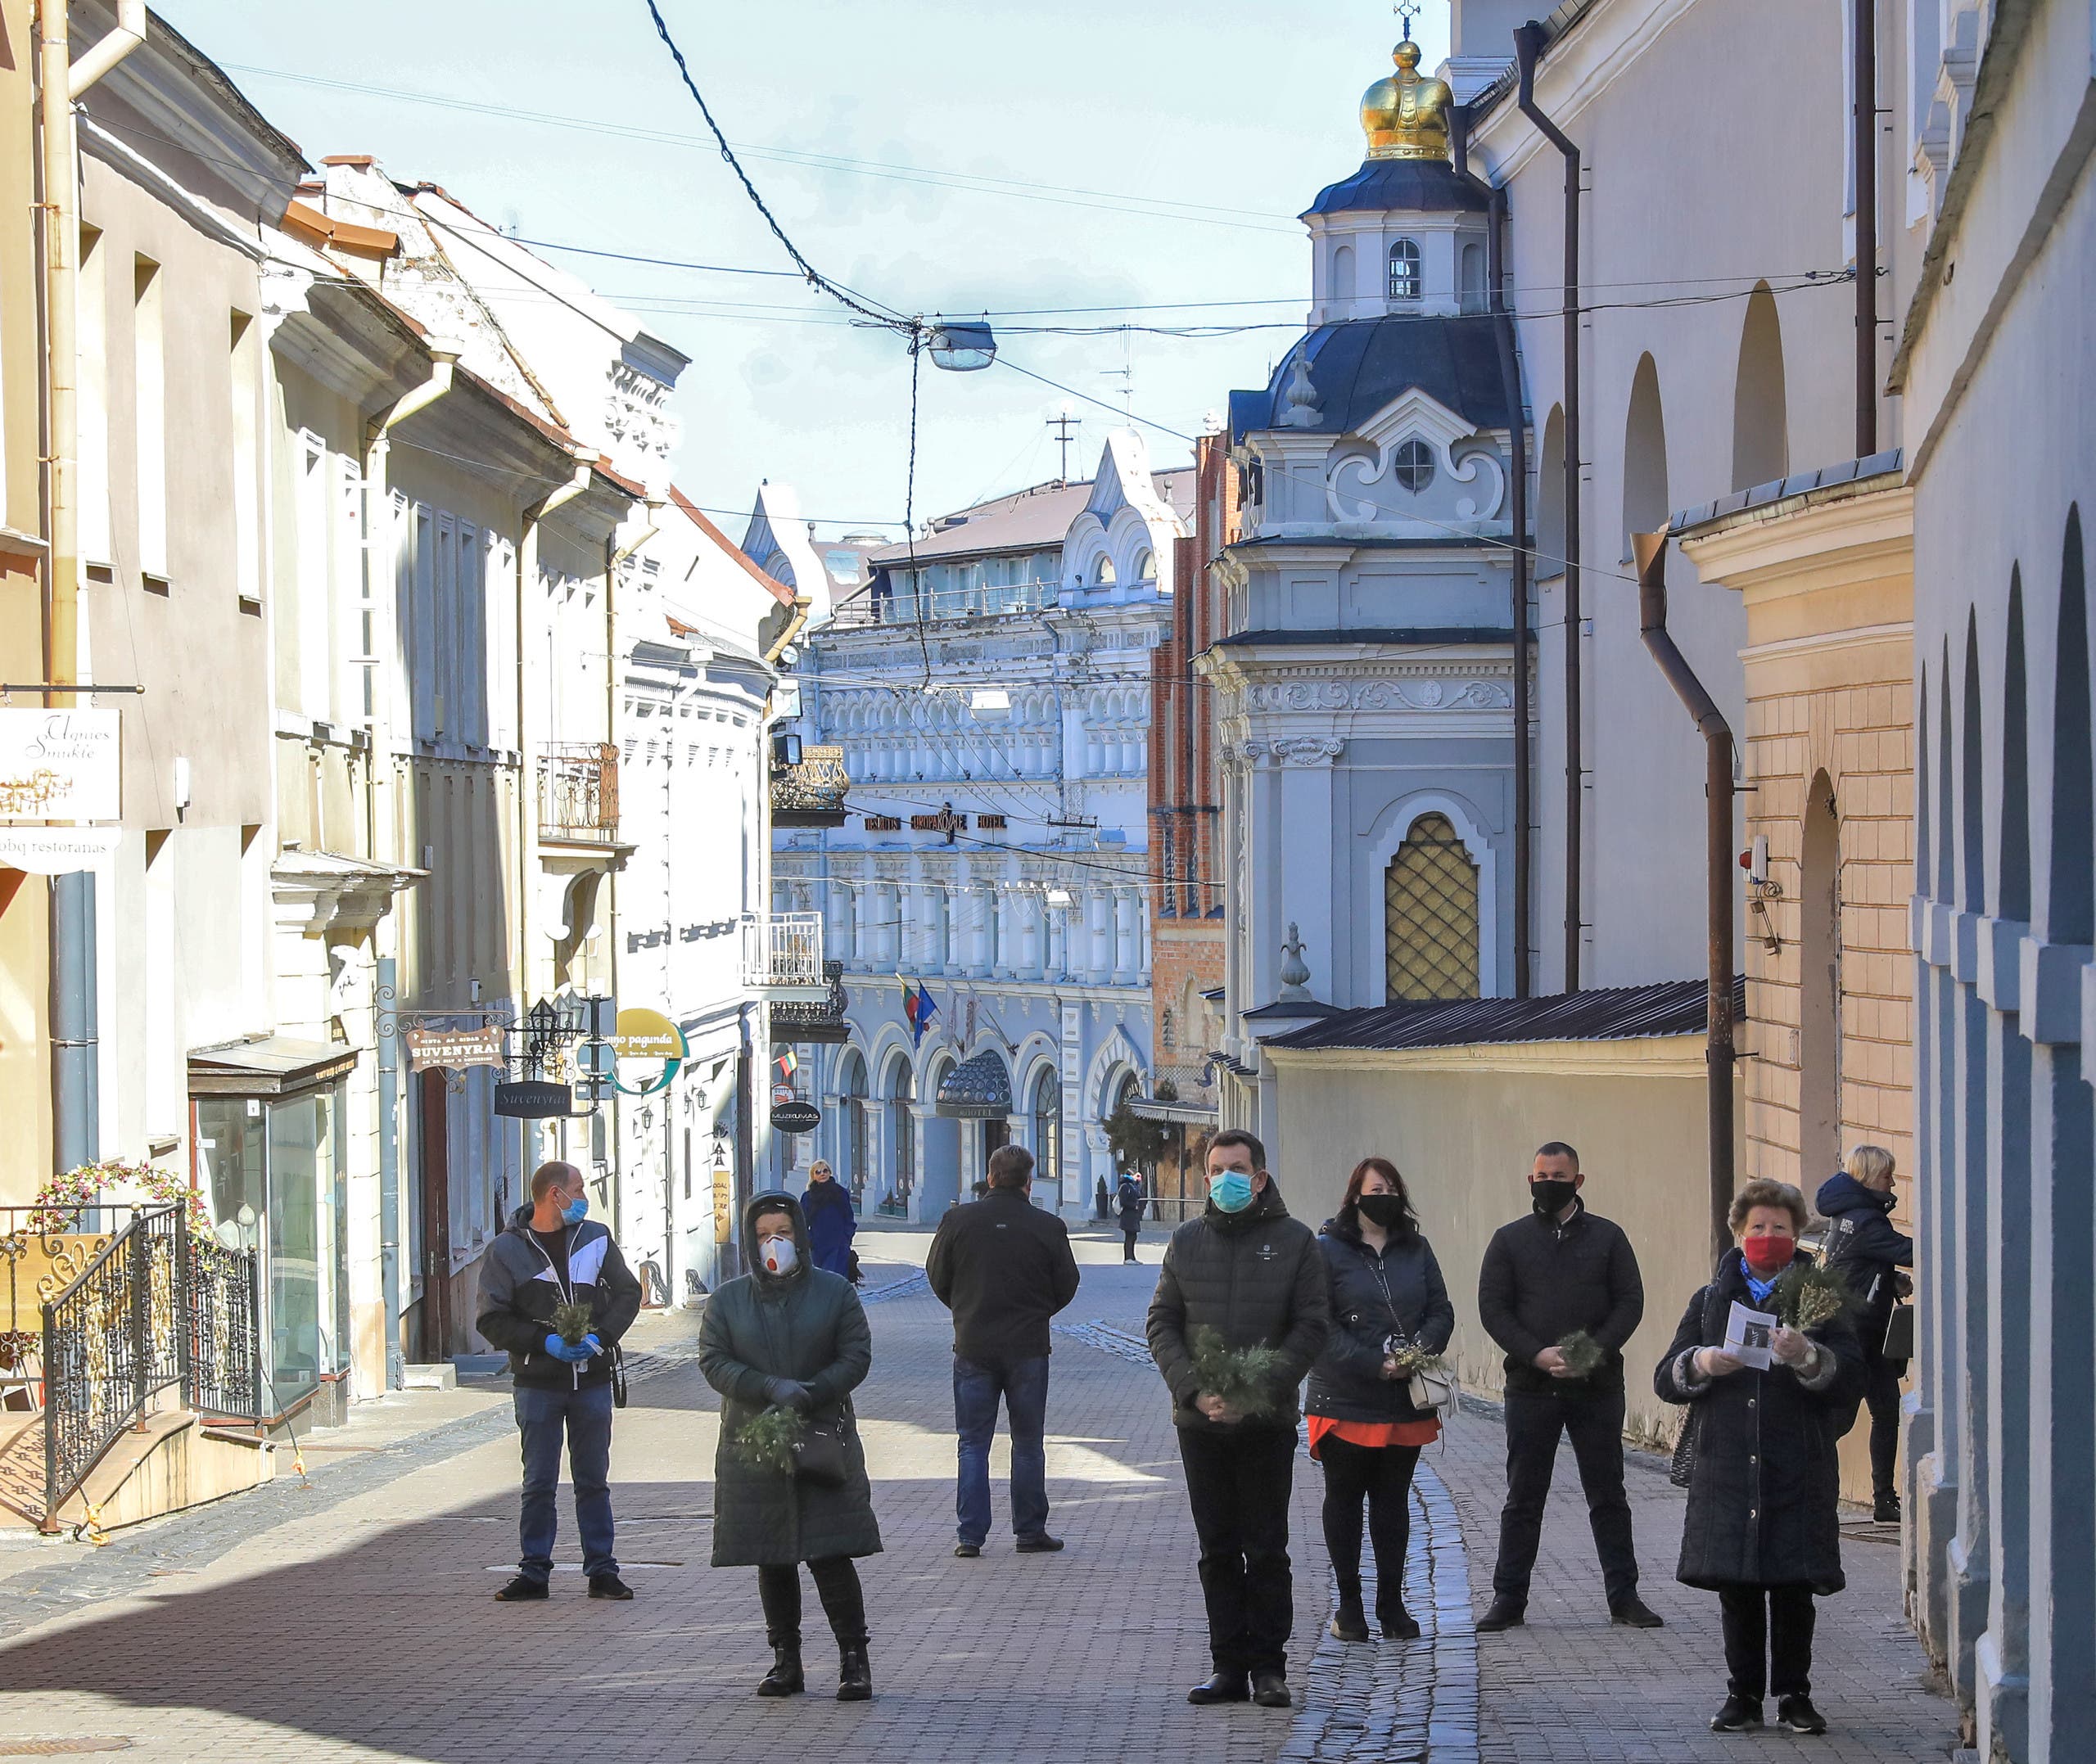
[776,1049,798,1079]
[904,980,938,1047]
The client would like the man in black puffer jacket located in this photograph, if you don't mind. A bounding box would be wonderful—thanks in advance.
[1814,1145,1913,1522]
[1475,1140,1660,1631]
[1148,1129,1329,1712]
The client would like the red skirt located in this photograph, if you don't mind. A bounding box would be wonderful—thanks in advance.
[1306,1414,1441,1459]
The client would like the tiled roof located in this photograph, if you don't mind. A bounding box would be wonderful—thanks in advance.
[1261,976,1744,1052]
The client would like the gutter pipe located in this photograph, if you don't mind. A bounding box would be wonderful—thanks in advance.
[40,0,148,1173]
[1514,21,1583,994]
[1850,0,1878,456]
[1452,106,1533,996]
[1633,530,1736,1265]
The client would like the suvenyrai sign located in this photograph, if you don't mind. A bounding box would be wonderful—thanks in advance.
[0,709,121,822]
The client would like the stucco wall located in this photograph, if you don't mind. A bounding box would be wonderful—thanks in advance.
[1270,1038,1741,1446]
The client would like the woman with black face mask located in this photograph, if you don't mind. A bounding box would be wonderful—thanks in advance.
[1304,1157,1454,1643]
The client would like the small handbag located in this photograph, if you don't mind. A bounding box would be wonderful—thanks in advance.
[1407,1360,1455,1414]
[1881,1302,1916,1363]
[793,1416,851,1487]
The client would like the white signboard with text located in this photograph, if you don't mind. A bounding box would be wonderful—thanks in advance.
[0,709,121,822]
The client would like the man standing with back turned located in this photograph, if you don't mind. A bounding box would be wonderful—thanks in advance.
[1475,1140,1662,1631]
[926,1143,1082,1558]
[1148,1128,1330,1710]
[477,1160,643,1602]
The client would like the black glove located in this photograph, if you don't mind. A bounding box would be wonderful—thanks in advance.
[763,1377,814,1412]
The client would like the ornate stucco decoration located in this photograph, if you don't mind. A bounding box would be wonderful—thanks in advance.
[1327,386,1506,525]
[1246,678,1513,712]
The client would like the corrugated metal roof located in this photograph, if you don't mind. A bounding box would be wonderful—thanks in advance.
[1261,976,1744,1053]
[1669,451,1904,539]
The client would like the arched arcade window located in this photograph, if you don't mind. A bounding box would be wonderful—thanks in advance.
[1031,1067,1060,1190]
[1388,238,1422,302]
[1384,812,1481,1001]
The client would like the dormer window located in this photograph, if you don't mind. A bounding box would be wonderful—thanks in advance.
[1134,548,1155,582]
[1095,556,1117,585]
[1388,238,1422,302]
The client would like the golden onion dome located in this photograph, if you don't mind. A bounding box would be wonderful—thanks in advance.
[1360,40,1453,163]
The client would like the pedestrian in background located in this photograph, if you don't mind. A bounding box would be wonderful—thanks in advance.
[700,1193,882,1702]
[1814,1144,1912,1523]
[1475,1140,1663,1631]
[802,1158,857,1279]
[476,1161,643,1603]
[1148,1128,1330,1710]
[1116,1170,1147,1262]
[1656,1179,1863,1735]
[1306,1157,1453,1643]
[926,1143,1082,1557]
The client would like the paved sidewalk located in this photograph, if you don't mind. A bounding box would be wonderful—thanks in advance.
[0,1231,1961,1763]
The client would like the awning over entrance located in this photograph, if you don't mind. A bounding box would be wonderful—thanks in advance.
[187,1035,359,1098]
[935,1049,1013,1119]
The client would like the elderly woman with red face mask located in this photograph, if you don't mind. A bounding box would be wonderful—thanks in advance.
[1656,1179,1863,1739]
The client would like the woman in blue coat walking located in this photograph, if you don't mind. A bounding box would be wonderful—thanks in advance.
[802,1159,858,1279]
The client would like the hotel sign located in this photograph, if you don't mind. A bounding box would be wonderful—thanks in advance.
[0,709,121,822]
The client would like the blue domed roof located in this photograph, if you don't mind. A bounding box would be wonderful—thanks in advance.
[1231,314,1511,442]
[1303,158,1488,220]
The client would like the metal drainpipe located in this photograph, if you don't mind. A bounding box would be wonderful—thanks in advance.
[1515,23,1583,994]
[1452,107,1533,997]
[375,955,402,1387]
[1851,0,1878,456]
[1633,530,1736,1265]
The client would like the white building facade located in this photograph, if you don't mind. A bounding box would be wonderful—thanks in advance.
[769,437,1189,1218]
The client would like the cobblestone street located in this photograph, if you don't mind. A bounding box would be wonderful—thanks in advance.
[0,1229,1959,1762]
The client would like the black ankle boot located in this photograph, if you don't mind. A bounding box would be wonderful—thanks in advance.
[1329,1586,1370,1642]
[837,1640,872,1701]
[757,1639,804,1697]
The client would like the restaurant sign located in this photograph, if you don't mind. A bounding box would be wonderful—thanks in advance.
[0,709,121,822]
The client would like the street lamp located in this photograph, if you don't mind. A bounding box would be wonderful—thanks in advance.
[926,321,996,372]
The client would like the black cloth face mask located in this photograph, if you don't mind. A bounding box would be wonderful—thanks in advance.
[1529,1178,1579,1218]
[1357,1193,1408,1230]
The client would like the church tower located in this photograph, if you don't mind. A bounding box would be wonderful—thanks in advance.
[1207,30,1529,1115]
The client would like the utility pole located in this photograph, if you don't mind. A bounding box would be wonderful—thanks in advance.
[1046,407,1081,485]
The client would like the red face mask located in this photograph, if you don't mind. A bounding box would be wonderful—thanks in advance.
[1742,1234,1795,1275]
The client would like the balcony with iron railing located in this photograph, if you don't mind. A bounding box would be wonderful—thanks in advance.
[538,742,621,845]
[742,912,830,1002]
[767,959,850,1043]
[829,579,1060,629]
[770,742,851,828]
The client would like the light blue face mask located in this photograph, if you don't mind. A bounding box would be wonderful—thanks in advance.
[1208,1170,1255,1214]
[562,1194,589,1226]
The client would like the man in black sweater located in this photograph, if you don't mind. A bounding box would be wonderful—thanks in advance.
[1475,1140,1662,1631]
[926,1143,1082,1558]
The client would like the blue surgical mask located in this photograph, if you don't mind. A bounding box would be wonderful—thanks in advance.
[562,1195,589,1226]
[1208,1171,1255,1214]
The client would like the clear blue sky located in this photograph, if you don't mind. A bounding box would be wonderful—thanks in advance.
[167,1,1455,537]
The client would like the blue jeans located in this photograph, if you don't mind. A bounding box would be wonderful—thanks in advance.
[515,1380,617,1581]
[953,1353,1050,1545]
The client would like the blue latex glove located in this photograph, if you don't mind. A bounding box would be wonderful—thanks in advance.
[542,1333,590,1364]
[581,1333,603,1359]
[764,1377,814,1412]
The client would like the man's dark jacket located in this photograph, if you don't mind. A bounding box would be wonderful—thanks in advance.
[1477,1201,1643,1396]
[925,1185,1082,1362]
[1146,1177,1330,1431]
[476,1207,643,1390]
[1814,1171,1913,1352]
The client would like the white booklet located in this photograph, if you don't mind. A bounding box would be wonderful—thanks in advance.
[1724,1300,1778,1371]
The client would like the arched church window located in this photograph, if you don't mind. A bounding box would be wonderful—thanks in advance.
[1394,440,1436,494]
[1388,238,1422,303]
[1095,555,1117,586]
[1135,548,1155,582]
[1384,812,1481,1001]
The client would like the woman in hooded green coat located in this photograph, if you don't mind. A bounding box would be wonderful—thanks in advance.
[699,1192,883,1701]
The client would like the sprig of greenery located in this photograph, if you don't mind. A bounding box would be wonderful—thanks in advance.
[1556,1331,1606,1378]
[550,1299,595,1346]
[1386,1342,1451,1378]
[732,1404,807,1477]
[1190,1324,1282,1421]
[1771,1261,1855,1333]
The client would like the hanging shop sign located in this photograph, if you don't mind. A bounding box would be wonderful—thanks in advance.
[0,708,121,822]
[495,1080,574,1119]
[404,1025,507,1074]
[611,1006,686,1098]
[770,1099,821,1135]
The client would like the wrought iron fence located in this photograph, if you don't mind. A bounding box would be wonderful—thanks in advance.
[12,1205,262,1530]
[767,959,850,1042]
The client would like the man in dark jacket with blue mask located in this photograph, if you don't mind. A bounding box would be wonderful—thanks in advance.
[1148,1128,1329,1712]
[1815,1145,1913,1522]
[477,1160,643,1602]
